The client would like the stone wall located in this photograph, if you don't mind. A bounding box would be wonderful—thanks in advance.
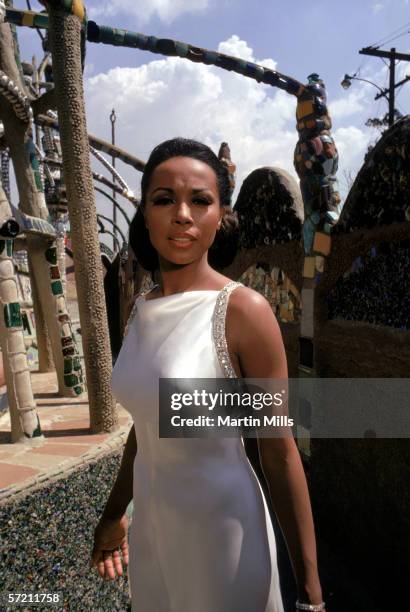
[310,117,410,608]
[0,450,131,610]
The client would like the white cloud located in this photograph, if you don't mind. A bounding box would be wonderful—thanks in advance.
[334,126,370,167]
[85,36,295,200]
[372,2,384,13]
[330,89,367,119]
[88,0,209,23]
[333,126,373,197]
[396,57,410,81]
[85,35,374,231]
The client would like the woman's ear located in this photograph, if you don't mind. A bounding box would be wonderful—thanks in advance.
[217,207,226,230]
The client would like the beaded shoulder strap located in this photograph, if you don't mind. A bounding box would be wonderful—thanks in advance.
[123,284,158,339]
[211,280,244,379]
[123,298,139,340]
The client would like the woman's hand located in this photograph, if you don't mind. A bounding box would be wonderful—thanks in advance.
[90,514,129,580]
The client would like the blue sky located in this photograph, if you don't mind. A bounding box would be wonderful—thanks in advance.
[13,0,410,240]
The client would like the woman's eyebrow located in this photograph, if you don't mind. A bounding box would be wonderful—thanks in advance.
[151,187,174,194]
[151,187,213,195]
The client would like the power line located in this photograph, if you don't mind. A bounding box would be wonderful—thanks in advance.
[381,30,410,47]
[368,21,410,49]
[374,29,410,49]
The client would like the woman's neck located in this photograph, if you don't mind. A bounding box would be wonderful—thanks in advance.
[155,259,221,296]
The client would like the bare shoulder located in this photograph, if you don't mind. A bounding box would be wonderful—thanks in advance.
[226,284,280,351]
[226,285,287,378]
[228,284,276,321]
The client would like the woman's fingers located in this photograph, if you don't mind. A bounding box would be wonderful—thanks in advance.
[112,549,123,577]
[96,557,106,578]
[93,548,128,580]
[103,550,117,580]
[120,540,129,566]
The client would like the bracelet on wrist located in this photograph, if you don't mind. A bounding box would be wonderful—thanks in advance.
[295,600,326,611]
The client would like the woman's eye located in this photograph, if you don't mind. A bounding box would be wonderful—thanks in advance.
[153,197,173,205]
[192,198,211,205]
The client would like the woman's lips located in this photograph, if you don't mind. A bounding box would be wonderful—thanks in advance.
[168,237,195,248]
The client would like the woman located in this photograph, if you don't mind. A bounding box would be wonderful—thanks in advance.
[91,138,325,612]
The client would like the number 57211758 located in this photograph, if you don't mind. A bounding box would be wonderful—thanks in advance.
[3,592,62,606]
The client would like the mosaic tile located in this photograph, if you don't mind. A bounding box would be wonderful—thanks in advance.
[313,231,331,256]
[303,257,316,278]
[45,246,57,265]
[63,346,75,357]
[64,358,73,375]
[51,280,63,296]
[315,256,325,273]
[4,302,22,328]
[61,323,71,337]
[50,265,61,280]
[326,240,409,329]
[64,374,79,387]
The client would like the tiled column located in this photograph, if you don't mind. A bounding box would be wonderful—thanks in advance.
[0,188,41,441]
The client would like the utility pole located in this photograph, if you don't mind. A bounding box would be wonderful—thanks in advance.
[388,49,395,127]
[109,108,117,252]
[359,46,410,127]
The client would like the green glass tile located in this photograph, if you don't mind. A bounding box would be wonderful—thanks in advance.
[4,303,22,328]
[64,373,79,387]
[24,414,42,439]
[64,358,73,374]
[45,246,57,265]
[34,169,43,192]
[6,240,13,257]
[73,357,81,371]
[74,385,83,396]
[51,280,63,295]
[32,414,42,437]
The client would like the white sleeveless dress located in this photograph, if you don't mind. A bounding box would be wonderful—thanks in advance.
[111,281,284,612]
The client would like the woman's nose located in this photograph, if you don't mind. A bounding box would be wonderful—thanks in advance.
[173,201,192,223]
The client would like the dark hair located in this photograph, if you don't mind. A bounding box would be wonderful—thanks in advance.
[129,137,239,272]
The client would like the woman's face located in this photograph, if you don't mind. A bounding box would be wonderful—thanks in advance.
[143,156,223,267]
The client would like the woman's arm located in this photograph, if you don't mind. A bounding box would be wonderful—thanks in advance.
[257,437,323,604]
[227,288,323,606]
[101,424,137,520]
[101,290,140,521]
